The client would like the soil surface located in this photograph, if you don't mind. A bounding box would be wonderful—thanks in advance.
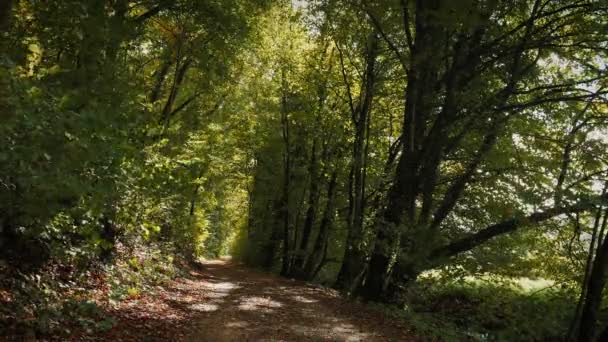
[92,259,418,341]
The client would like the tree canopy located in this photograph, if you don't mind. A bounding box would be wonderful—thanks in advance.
[2,0,608,340]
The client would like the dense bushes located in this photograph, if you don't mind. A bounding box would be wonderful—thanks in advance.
[0,236,185,339]
[400,279,577,341]
[0,0,264,339]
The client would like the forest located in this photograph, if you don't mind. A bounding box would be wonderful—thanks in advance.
[1,0,608,341]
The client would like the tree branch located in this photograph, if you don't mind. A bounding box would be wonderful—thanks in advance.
[399,0,414,53]
[430,195,608,260]
[134,0,173,23]
[360,1,407,69]
[335,41,356,121]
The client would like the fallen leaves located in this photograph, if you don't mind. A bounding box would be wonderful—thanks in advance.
[72,260,419,341]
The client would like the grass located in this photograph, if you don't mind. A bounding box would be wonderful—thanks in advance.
[370,275,579,341]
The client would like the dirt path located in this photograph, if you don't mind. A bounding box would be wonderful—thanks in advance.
[95,259,417,341]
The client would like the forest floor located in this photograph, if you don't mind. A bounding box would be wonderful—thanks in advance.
[83,259,418,341]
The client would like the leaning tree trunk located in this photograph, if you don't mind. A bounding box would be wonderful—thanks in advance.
[362,0,539,301]
[566,205,607,340]
[578,226,608,342]
[362,18,436,299]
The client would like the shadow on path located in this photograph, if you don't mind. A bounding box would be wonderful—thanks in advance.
[95,259,417,342]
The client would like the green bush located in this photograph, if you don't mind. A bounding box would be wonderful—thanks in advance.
[380,278,578,341]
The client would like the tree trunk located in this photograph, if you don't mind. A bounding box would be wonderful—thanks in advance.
[279,68,292,276]
[150,55,173,102]
[105,0,128,64]
[190,184,201,216]
[305,169,338,279]
[336,33,378,293]
[161,57,193,127]
[0,0,12,33]
[577,229,608,342]
[567,205,607,340]
[597,324,608,342]
[293,140,320,277]
[99,215,118,262]
[362,156,415,299]
[361,0,444,299]
[362,0,542,301]
[263,199,283,269]
[0,0,13,122]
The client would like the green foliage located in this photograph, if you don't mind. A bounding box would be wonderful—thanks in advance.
[106,242,178,305]
[374,278,578,341]
[2,0,608,340]
[1,266,113,338]
[1,0,267,338]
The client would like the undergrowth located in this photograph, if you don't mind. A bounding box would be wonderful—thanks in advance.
[0,241,185,340]
[370,278,581,341]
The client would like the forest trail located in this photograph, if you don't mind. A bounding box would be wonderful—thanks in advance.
[96,259,417,341]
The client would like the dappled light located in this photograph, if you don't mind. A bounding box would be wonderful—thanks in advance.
[93,260,413,341]
[290,322,373,341]
[237,296,283,311]
[225,320,249,328]
[212,282,241,292]
[189,303,219,312]
[292,295,318,304]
